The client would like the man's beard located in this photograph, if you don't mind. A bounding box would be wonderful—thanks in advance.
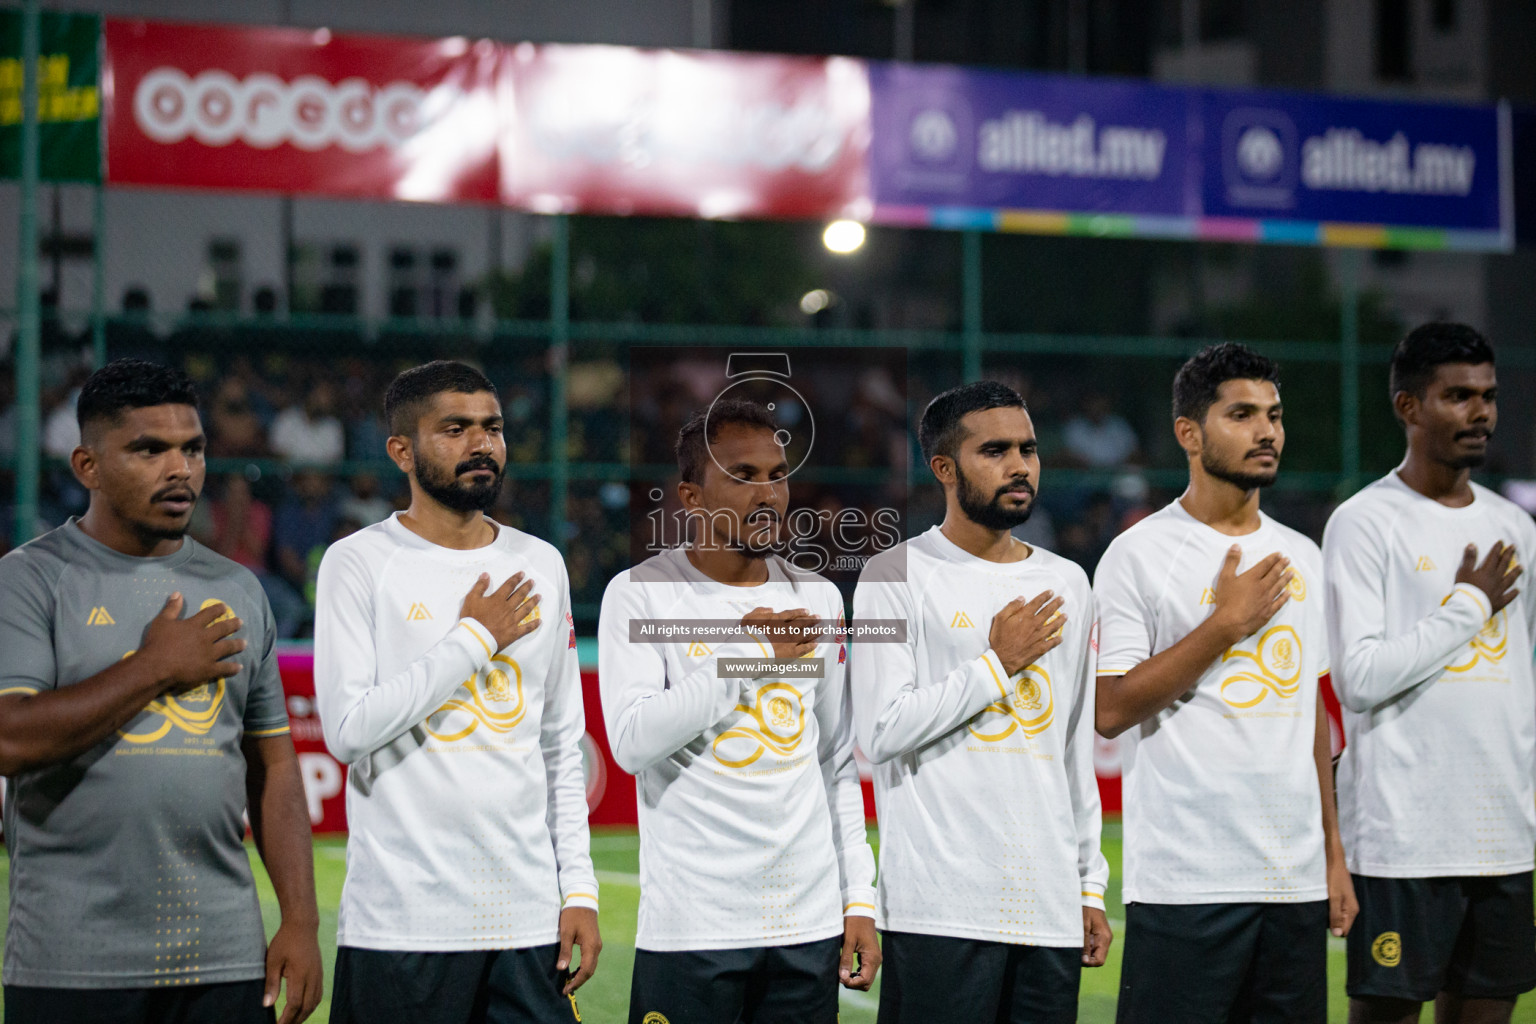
[124,484,198,545]
[415,453,504,513]
[956,464,1035,531]
[1201,443,1279,491]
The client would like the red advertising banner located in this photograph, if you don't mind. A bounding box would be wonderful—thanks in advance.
[103,19,500,202]
[498,43,871,220]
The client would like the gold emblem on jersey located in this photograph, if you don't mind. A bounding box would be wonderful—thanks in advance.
[686,642,713,658]
[712,682,807,768]
[85,606,116,625]
[520,604,542,626]
[424,654,528,741]
[642,1014,670,1024]
[1371,931,1402,967]
[1441,590,1508,673]
[1415,556,1437,572]
[1199,587,1216,606]
[951,611,975,628]
[1219,625,1303,708]
[116,598,236,744]
[1286,570,1307,601]
[969,664,1054,742]
[406,603,434,621]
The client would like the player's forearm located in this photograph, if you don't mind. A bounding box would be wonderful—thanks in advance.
[320,620,492,763]
[541,709,600,908]
[855,651,1010,763]
[1333,584,1489,713]
[607,663,745,774]
[819,729,878,906]
[1312,692,1345,863]
[0,655,173,774]
[1095,616,1240,738]
[244,737,321,928]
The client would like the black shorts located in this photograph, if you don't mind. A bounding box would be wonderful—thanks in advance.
[627,936,840,1024]
[330,944,580,1024]
[1346,872,1536,1002]
[5,977,273,1024]
[877,931,1081,1024]
[1116,900,1328,1024]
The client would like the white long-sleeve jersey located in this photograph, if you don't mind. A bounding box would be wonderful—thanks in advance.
[597,548,876,952]
[314,514,597,951]
[1324,472,1536,877]
[851,528,1108,947]
[1094,501,1328,905]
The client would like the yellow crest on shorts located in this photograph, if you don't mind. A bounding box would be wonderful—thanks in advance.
[642,1014,670,1024]
[1371,931,1402,967]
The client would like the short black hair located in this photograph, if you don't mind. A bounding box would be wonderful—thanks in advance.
[918,381,1026,466]
[1389,322,1494,402]
[676,399,779,485]
[77,359,199,434]
[1172,343,1280,423]
[384,360,498,437]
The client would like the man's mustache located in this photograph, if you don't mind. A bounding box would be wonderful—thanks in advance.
[994,479,1036,499]
[151,485,198,503]
[456,455,503,475]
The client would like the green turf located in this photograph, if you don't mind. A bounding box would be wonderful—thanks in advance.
[4,825,1536,1022]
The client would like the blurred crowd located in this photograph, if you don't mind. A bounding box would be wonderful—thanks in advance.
[0,292,1355,636]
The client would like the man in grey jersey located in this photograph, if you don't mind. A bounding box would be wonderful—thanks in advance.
[0,360,322,1024]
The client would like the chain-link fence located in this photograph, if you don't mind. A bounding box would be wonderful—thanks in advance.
[3,186,1534,635]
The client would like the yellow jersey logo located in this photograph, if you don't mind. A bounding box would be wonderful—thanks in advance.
[1199,588,1216,605]
[520,604,541,626]
[951,611,975,628]
[970,664,1055,742]
[116,598,236,745]
[117,650,226,745]
[1286,571,1307,601]
[642,1014,670,1024]
[1415,557,1437,572]
[407,603,433,621]
[85,606,115,625]
[712,682,806,768]
[425,654,527,741]
[1371,931,1402,967]
[1444,610,1508,674]
[1220,625,1303,708]
[686,642,713,658]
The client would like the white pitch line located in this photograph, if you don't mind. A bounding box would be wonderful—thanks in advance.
[597,870,641,886]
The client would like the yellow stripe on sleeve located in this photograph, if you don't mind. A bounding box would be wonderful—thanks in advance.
[245,726,292,737]
[460,620,494,658]
[983,654,1009,698]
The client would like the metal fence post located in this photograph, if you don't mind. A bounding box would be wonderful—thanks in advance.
[91,184,106,367]
[13,0,42,547]
[548,214,570,551]
[1339,248,1363,493]
[962,229,982,383]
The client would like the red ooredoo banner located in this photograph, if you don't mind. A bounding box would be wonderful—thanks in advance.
[103,21,871,218]
[103,19,500,202]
